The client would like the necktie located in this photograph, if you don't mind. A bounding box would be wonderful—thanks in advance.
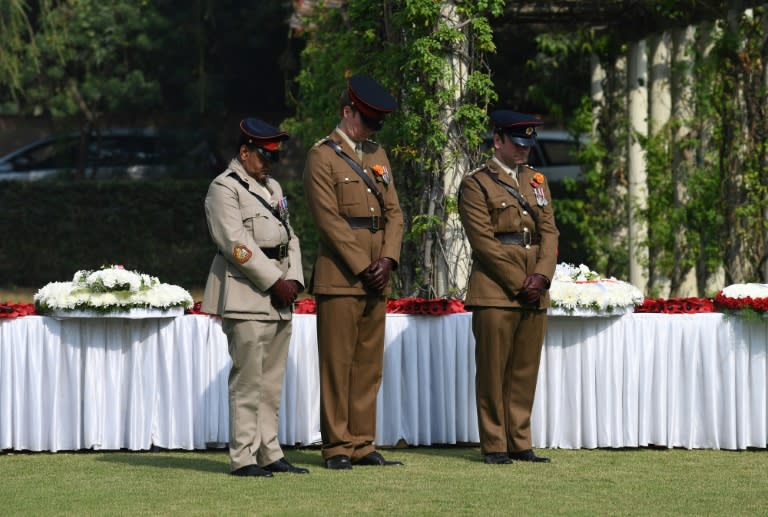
[354,143,363,161]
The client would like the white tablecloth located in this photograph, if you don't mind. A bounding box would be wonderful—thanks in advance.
[1,312,766,451]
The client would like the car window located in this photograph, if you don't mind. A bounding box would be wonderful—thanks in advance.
[528,146,545,168]
[538,139,579,166]
[89,136,159,166]
[14,138,79,170]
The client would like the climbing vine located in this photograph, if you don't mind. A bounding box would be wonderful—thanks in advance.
[286,0,504,297]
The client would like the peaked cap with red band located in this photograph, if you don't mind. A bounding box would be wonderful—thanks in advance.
[347,75,396,130]
[239,118,289,151]
[490,110,543,147]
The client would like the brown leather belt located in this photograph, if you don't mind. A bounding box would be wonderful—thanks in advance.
[495,231,541,246]
[218,243,289,260]
[344,215,382,232]
[261,243,289,260]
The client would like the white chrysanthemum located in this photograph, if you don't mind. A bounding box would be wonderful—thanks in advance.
[86,267,143,292]
[721,283,768,299]
[550,263,643,313]
[139,284,193,309]
[35,266,193,314]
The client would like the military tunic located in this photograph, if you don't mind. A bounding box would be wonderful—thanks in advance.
[202,158,303,471]
[458,157,559,454]
[303,128,404,461]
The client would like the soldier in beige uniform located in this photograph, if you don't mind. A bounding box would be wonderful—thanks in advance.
[304,75,404,469]
[458,110,559,465]
[202,118,307,477]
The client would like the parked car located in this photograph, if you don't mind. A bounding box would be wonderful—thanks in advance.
[482,129,585,183]
[0,128,225,182]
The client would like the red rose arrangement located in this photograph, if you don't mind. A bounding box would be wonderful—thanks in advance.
[293,297,466,315]
[714,292,768,312]
[0,302,37,319]
[634,297,715,314]
[184,301,211,315]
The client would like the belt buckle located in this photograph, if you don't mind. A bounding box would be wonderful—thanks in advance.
[370,215,381,232]
[278,243,288,259]
[523,228,531,249]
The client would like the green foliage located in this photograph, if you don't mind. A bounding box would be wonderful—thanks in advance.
[286,0,504,296]
[0,0,39,99]
[15,0,167,122]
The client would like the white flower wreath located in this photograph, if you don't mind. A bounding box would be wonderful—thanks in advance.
[34,265,193,315]
[549,263,644,316]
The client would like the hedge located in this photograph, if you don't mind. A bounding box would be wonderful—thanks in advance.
[0,178,317,291]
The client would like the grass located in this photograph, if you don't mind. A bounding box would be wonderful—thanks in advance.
[1,446,767,516]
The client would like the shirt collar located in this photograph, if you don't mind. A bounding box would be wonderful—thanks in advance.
[335,127,361,152]
[492,156,518,183]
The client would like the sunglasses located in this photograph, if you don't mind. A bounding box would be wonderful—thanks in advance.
[358,110,385,132]
[255,147,280,163]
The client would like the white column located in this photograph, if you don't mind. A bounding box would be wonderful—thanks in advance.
[590,53,605,139]
[627,40,649,292]
[649,33,671,135]
[436,0,472,296]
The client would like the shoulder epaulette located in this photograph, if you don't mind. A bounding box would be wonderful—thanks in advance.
[467,164,487,177]
[312,135,331,148]
[522,163,542,174]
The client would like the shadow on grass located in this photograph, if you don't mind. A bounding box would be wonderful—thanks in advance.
[94,446,327,474]
[95,449,228,474]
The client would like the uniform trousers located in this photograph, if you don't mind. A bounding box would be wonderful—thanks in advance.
[316,294,386,460]
[472,307,547,454]
[222,318,292,471]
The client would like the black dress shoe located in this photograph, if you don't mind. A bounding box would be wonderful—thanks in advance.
[325,455,352,470]
[230,464,273,477]
[484,452,514,465]
[352,451,403,466]
[509,449,551,463]
[263,457,310,474]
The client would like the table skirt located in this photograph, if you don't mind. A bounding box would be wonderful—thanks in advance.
[1,312,766,451]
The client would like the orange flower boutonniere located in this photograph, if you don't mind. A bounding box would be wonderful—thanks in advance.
[531,172,545,188]
[530,172,549,207]
[371,164,390,185]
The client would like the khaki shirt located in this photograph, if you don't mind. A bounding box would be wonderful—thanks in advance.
[303,130,404,295]
[459,157,559,308]
[202,158,303,319]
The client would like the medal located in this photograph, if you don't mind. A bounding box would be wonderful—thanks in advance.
[278,196,289,219]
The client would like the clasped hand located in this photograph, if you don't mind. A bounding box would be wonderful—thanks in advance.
[519,273,549,306]
[358,257,395,293]
[269,278,300,309]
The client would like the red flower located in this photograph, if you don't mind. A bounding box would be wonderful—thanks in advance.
[0,302,37,319]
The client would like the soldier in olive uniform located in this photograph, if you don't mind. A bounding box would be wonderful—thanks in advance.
[203,118,308,477]
[303,75,405,470]
[458,110,559,465]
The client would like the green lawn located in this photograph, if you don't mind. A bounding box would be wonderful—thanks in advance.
[1,446,766,516]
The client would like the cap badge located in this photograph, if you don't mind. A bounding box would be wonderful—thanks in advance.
[232,244,253,264]
[525,127,534,136]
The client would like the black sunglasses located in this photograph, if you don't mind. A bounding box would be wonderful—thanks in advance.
[359,112,385,132]
[255,147,280,163]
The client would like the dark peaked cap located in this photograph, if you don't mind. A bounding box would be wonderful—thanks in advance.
[347,75,396,130]
[490,110,543,147]
[239,118,289,150]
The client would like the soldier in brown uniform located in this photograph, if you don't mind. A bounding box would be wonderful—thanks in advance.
[203,118,308,477]
[303,75,405,469]
[458,110,559,465]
